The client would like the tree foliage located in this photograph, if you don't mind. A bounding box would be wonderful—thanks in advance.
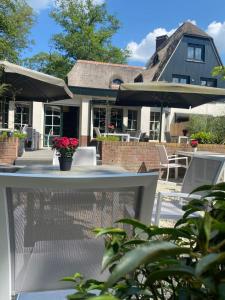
[23,52,73,79]
[212,65,225,80]
[0,0,35,62]
[24,0,129,78]
[188,114,225,144]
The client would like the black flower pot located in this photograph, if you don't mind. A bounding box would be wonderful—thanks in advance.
[58,157,73,171]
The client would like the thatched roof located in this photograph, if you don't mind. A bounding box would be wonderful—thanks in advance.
[68,60,144,89]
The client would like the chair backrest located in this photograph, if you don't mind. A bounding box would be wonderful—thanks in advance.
[52,149,59,166]
[93,127,101,137]
[156,144,169,165]
[73,147,97,166]
[21,124,28,134]
[0,171,158,299]
[181,155,225,194]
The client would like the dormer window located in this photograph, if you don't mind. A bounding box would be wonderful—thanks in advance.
[110,78,124,89]
[187,44,205,62]
[112,78,123,85]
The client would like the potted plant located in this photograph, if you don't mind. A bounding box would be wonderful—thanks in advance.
[52,137,79,171]
[190,139,198,151]
[63,182,225,300]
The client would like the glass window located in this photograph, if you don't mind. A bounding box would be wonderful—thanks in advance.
[44,105,61,147]
[187,44,204,61]
[112,78,123,85]
[200,77,217,87]
[110,108,123,132]
[14,104,31,130]
[149,112,160,141]
[172,75,190,84]
[128,110,138,131]
[0,99,8,128]
[93,107,106,135]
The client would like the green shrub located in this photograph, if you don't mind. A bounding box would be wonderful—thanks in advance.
[190,131,215,144]
[96,136,120,142]
[64,182,225,300]
[13,131,27,139]
[188,115,225,144]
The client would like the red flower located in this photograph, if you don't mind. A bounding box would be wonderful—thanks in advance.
[190,139,198,148]
[52,136,79,157]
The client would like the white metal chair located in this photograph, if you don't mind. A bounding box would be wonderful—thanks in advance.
[93,127,102,138]
[156,144,188,181]
[129,130,142,142]
[153,155,225,225]
[0,171,158,300]
[73,147,97,166]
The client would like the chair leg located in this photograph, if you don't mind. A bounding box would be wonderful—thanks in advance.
[166,166,169,181]
[155,192,163,226]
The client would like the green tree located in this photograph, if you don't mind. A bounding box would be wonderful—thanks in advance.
[23,52,73,79]
[0,0,35,62]
[24,0,129,78]
[212,65,225,80]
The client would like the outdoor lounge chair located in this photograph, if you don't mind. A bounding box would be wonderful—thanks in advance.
[153,155,225,225]
[0,171,158,300]
[156,144,188,181]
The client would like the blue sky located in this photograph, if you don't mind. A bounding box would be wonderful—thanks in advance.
[25,0,225,66]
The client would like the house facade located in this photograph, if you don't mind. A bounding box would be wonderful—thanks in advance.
[1,21,225,148]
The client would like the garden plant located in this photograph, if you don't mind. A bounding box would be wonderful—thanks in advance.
[64,182,225,300]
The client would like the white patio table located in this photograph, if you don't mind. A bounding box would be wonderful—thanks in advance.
[103,132,130,142]
[17,164,127,175]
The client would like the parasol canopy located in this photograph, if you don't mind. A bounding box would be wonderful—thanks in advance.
[116,82,225,141]
[0,60,73,102]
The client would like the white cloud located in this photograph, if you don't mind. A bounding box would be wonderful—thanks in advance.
[127,27,176,63]
[206,21,225,54]
[27,0,105,12]
[27,0,54,11]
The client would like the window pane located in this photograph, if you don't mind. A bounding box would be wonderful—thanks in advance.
[128,110,138,130]
[187,46,194,59]
[111,108,123,132]
[93,107,106,133]
[172,77,179,83]
[195,47,202,60]
[180,78,187,84]
[201,80,207,86]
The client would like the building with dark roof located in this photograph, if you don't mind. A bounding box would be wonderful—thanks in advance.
[1,22,225,148]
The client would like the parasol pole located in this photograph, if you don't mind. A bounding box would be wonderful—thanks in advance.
[159,102,163,143]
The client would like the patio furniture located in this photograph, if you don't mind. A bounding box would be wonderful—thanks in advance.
[53,147,97,166]
[156,144,188,181]
[153,155,225,225]
[178,135,189,144]
[73,147,97,166]
[103,132,130,142]
[0,170,158,300]
[129,130,142,142]
[93,127,102,138]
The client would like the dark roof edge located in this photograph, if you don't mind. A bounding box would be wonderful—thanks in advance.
[69,86,118,98]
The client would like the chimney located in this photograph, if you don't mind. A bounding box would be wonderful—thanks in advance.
[156,35,168,50]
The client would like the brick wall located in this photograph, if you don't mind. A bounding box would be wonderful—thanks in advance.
[0,137,18,164]
[101,141,225,172]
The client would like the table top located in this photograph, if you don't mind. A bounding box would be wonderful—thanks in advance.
[177,150,225,157]
[16,164,128,176]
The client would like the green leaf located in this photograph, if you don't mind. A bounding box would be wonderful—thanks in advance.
[147,265,195,283]
[93,227,126,237]
[106,241,190,288]
[116,218,151,233]
[195,252,225,277]
[86,296,119,300]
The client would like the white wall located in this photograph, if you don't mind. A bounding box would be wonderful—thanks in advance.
[32,102,44,149]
